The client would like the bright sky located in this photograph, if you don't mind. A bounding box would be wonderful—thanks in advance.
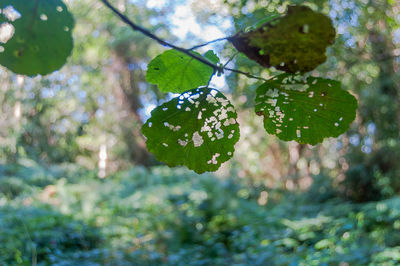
[144,0,233,117]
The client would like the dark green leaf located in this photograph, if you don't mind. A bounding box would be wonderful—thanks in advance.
[146,49,217,93]
[247,13,281,32]
[229,6,335,73]
[255,74,357,145]
[0,0,74,76]
[142,87,240,174]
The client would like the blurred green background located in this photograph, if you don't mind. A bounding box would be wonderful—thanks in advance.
[1,0,400,264]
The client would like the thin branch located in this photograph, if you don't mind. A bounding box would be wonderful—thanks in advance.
[100,0,267,82]
[188,37,230,51]
[224,67,268,81]
[223,51,239,68]
[101,0,217,70]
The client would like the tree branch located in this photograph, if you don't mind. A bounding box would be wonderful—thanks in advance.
[100,0,267,82]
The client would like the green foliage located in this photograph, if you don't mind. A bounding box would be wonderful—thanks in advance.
[0,206,101,264]
[341,144,400,202]
[0,0,74,75]
[142,87,240,173]
[0,177,27,199]
[146,49,217,93]
[229,6,335,73]
[2,163,400,264]
[203,50,220,65]
[255,74,357,144]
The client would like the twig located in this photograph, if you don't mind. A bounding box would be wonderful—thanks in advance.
[188,37,230,51]
[101,0,217,70]
[223,51,239,68]
[100,0,267,82]
[224,67,268,81]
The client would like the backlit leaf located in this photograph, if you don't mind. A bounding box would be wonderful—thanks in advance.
[229,6,335,73]
[142,87,240,174]
[203,50,220,65]
[255,74,357,145]
[0,0,74,76]
[146,49,218,93]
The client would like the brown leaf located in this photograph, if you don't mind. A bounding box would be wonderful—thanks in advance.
[228,6,336,73]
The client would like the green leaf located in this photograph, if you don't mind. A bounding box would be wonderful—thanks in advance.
[229,6,335,73]
[315,239,333,250]
[203,50,220,65]
[255,74,357,145]
[142,87,240,174]
[0,0,74,76]
[146,49,217,93]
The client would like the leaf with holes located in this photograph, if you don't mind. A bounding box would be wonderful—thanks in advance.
[0,0,74,76]
[146,49,218,93]
[142,87,240,174]
[255,74,357,145]
[228,6,335,73]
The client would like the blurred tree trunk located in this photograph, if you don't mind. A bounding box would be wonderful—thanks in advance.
[111,45,152,166]
[368,2,400,139]
[287,143,309,189]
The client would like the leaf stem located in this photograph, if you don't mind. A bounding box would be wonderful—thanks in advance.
[223,51,239,68]
[224,67,268,81]
[100,0,267,82]
[188,37,230,51]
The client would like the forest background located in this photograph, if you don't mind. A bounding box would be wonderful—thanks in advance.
[0,0,400,264]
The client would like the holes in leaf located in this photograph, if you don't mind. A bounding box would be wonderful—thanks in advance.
[2,6,21,21]
[40,14,48,21]
[228,6,335,73]
[207,153,220,165]
[142,87,239,173]
[0,0,74,76]
[255,75,358,144]
[300,24,309,34]
[0,23,15,43]
[178,139,188,147]
[192,131,204,147]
